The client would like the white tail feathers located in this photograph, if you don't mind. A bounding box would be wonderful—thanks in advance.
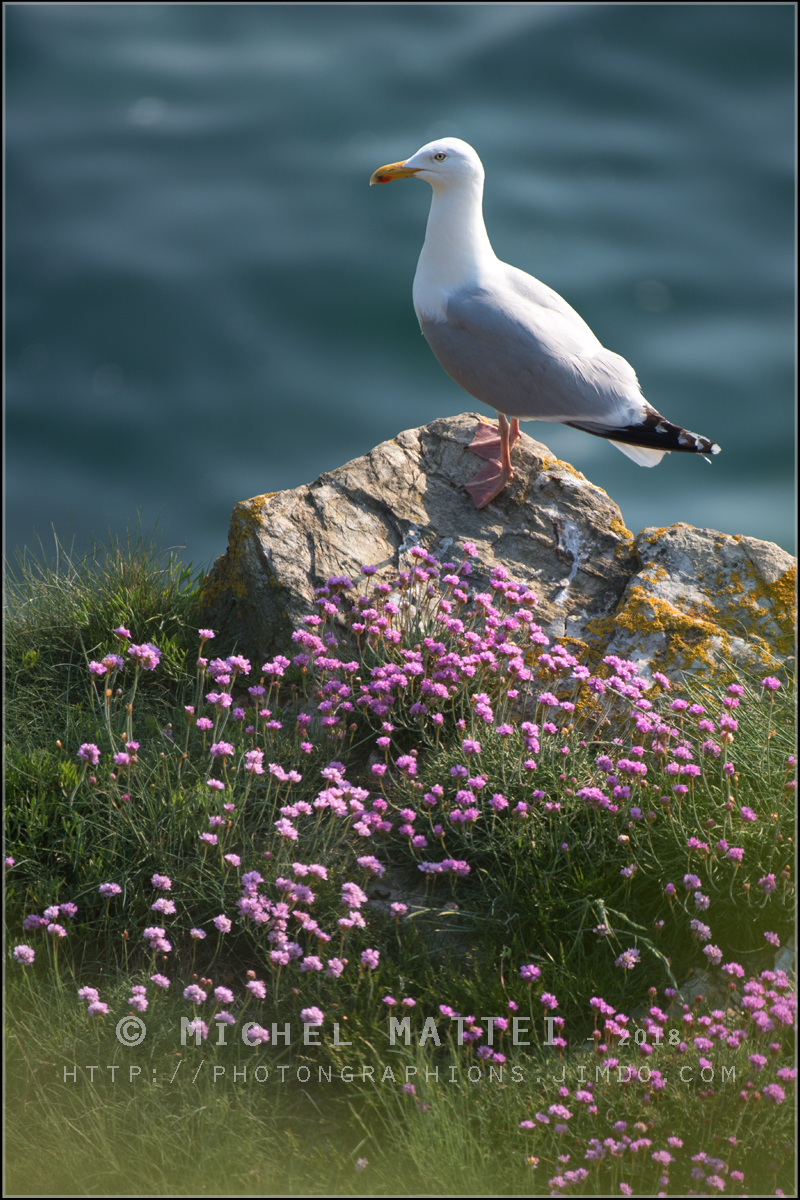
[608,441,667,468]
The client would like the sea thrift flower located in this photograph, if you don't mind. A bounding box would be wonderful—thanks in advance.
[128,642,161,670]
[520,964,541,982]
[13,945,35,965]
[213,915,232,933]
[78,744,101,765]
[361,949,380,970]
[245,750,265,775]
[301,1006,324,1026]
[210,742,235,759]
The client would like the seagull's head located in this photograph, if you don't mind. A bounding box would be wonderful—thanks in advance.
[370,138,484,190]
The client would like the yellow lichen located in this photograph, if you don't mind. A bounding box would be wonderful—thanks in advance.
[641,563,670,584]
[538,453,608,490]
[696,561,796,657]
[609,515,634,541]
[585,586,727,675]
[639,526,669,545]
[201,493,275,605]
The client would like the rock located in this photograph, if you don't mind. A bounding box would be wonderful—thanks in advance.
[674,966,736,1011]
[774,936,795,980]
[200,413,795,678]
[593,524,795,678]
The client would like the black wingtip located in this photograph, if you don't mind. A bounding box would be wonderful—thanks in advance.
[567,412,720,457]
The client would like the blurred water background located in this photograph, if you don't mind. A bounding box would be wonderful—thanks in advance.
[6,3,795,576]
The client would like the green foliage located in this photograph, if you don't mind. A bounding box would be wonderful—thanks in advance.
[4,536,796,1196]
[5,526,204,753]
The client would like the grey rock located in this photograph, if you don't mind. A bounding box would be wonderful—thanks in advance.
[600,523,796,678]
[201,413,795,679]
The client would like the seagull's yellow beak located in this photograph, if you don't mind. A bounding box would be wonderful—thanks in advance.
[369,160,421,185]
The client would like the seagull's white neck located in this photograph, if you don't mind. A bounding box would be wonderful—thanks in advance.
[412,176,497,323]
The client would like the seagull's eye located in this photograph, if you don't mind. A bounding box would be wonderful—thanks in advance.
[433,153,447,161]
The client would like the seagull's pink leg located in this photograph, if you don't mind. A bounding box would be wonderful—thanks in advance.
[464,413,519,509]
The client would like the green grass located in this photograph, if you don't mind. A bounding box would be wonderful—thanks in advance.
[4,531,796,1196]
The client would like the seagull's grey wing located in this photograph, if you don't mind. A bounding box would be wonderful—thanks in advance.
[420,267,649,428]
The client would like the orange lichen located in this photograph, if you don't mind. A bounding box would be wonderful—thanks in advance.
[609,515,634,541]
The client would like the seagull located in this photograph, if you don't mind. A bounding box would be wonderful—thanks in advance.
[370,137,720,509]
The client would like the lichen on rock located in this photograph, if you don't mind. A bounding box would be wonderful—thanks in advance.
[200,414,795,680]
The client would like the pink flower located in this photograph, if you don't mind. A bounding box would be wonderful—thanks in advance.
[127,642,161,670]
[210,742,234,758]
[300,1006,324,1026]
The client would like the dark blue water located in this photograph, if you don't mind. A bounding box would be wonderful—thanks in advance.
[7,4,795,573]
